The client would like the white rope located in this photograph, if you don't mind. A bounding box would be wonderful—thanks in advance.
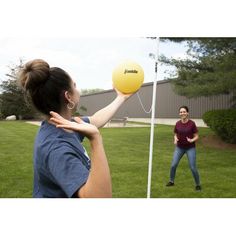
[136,91,152,114]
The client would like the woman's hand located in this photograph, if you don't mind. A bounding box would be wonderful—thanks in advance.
[187,133,199,143]
[113,86,133,100]
[174,135,179,145]
[50,111,100,140]
[186,137,193,143]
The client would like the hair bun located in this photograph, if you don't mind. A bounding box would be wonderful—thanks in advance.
[19,59,50,91]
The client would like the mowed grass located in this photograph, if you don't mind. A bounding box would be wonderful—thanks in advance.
[0,121,236,198]
[0,121,38,198]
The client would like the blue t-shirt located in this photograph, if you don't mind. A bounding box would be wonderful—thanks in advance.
[33,117,91,198]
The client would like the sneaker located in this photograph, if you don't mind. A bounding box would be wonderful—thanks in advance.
[195,185,201,191]
[166,181,174,187]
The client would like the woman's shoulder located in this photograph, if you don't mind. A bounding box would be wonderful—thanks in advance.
[189,119,196,124]
[39,120,76,142]
[175,120,182,125]
[188,119,198,128]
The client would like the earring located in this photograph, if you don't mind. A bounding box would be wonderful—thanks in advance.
[67,101,75,110]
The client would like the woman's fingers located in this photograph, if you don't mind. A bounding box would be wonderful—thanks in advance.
[56,124,72,129]
[50,111,71,125]
[49,111,99,137]
[50,111,63,119]
[50,111,85,125]
[74,116,84,124]
[50,117,67,125]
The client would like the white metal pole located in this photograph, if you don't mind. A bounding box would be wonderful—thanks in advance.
[147,37,160,198]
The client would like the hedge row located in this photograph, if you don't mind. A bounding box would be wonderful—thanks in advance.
[202,109,236,144]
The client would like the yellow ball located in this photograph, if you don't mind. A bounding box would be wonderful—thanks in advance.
[112,61,144,94]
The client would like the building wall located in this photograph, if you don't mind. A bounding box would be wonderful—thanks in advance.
[79,80,233,119]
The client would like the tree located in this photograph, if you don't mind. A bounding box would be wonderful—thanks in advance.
[80,88,104,95]
[0,59,37,119]
[160,38,236,107]
[0,95,3,119]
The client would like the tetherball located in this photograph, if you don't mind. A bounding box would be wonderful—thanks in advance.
[112,61,144,94]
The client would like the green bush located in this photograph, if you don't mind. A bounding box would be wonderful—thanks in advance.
[202,109,236,144]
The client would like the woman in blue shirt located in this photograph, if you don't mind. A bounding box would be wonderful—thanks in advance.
[19,59,131,198]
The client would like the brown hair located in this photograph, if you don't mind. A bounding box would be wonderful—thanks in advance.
[179,105,189,112]
[19,59,72,115]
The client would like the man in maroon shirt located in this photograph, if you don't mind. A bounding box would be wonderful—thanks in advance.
[166,106,201,191]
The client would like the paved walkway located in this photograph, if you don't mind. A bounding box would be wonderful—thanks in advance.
[26,121,42,126]
[127,118,208,127]
[26,119,207,128]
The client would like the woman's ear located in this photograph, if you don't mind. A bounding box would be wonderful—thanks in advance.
[64,91,73,103]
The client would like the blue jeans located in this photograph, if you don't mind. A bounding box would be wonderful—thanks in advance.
[169,146,200,186]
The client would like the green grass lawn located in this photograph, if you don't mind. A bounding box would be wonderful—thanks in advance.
[0,121,236,198]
